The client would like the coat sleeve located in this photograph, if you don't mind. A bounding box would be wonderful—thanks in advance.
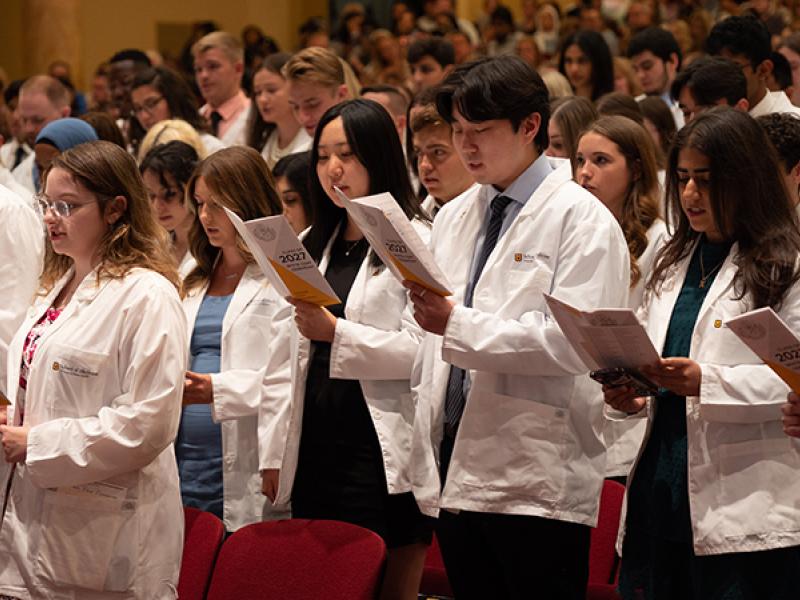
[25,281,188,489]
[441,208,630,377]
[257,302,293,471]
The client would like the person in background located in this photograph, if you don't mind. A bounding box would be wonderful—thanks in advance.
[272,150,313,234]
[768,51,794,100]
[259,99,432,600]
[409,87,476,219]
[33,118,99,183]
[137,119,207,163]
[638,96,677,170]
[407,38,456,93]
[247,52,311,170]
[107,49,152,148]
[139,140,200,276]
[614,57,644,97]
[283,46,361,138]
[48,60,88,117]
[534,3,561,59]
[559,30,615,101]
[447,30,477,65]
[670,56,749,124]
[757,112,800,208]
[12,76,71,193]
[627,28,684,129]
[361,84,410,147]
[546,95,599,168]
[542,70,576,100]
[605,107,800,600]
[575,116,667,480]
[88,62,112,113]
[131,66,225,158]
[80,111,127,149]
[193,31,252,147]
[0,140,187,598]
[486,5,523,57]
[0,81,31,173]
[777,34,800,107]
[179,146,288,530]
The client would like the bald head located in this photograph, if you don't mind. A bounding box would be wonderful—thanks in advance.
[19,75,71,146]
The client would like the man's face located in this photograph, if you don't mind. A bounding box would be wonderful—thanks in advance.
[361,92,405,142]
[677,86,747,123]
[631,50,673,95]
[18,90,66,146]
[411,56,448,92]
[627,3,653,32]
[108,60,139,118]
[414,123,473,204]
[194,48,242,108]
[718,49,764,108]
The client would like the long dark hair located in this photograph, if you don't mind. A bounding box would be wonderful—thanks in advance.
[305,98,426,268]
[131,66,208,132]
[245,52,292,151]
[139,140,199,193]
[558,30,614,101]
[649,107,800,310]
[272,150,313,226]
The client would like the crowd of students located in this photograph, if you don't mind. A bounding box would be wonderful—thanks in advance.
[1,3,800,599]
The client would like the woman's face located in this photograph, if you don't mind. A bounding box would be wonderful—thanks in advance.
[276,175,309,234]
[564,44,592,93]
[253,69,294,126]
[677,146,723,241]
[575,132,631,216]
[41,167,111,265]
[545,118,568,158]
[315,116,370,207]
[194,176,238,250]
[131,84,170,130]
[142,168,192,234]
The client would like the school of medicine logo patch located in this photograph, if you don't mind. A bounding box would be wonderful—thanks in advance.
[52,362,60,372]
[514,253,523,262]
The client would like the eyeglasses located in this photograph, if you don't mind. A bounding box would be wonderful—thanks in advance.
[132,95,164,116]
[35,194,98,218]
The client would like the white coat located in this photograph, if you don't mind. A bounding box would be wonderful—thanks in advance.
[604,219,669,477]
[409,159,630,525]
[182,264,290,531]
[259,220,429,506]
[0,268,187,599]
[618,242,800,556]
[11,153,35,193]
[0,184,43,398]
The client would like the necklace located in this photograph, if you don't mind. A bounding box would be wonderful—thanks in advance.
[344,238,364,256]
[698,249,725,289]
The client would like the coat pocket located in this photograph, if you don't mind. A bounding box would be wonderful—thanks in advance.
[35,484,137,592]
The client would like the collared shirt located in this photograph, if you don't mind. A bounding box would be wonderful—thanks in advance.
[200,90,251,143]
[749,89,800,118]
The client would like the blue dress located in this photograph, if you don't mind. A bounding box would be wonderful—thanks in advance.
[175,293,233,520]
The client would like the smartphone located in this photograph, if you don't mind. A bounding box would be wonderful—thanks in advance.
[590,367,659,396]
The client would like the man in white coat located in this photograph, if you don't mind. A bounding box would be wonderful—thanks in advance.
[405,55,630,599]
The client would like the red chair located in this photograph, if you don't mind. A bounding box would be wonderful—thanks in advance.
[206,519,387,600]
[420,532,454,598]
[587,479,626,600]
[178,507,225,600]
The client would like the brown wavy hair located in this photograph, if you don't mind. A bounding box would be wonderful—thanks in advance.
[649,107,800,310]
[183,146,282,293]
[578,116,661,287]
[41,140,178,292]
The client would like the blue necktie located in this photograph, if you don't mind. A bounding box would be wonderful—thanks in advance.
[444,194,513,436]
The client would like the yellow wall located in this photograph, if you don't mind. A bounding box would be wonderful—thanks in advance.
[0,0,326,90]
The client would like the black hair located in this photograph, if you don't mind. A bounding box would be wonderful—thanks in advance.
[407,38,455,67]
[638,95,676,167]
[770,51,793,91]
[139,140,200,193]
[670,56,747,106]
[596,92,644,125]
[3,79,23,105]
[705,16,771,67]
[558,30,614,101]
[131,66,208,132]
[436,55,550,151]
[80,112,126,148]
[272,151,313,226]
[305,99,426,268]
[491,5,515,26]
[757,112,800,173]
[109,49,152,67]
[627,26,682,68]
[652,107,800,310]
[245,52,293,151]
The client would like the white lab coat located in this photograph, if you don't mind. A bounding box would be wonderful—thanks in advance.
[604,219,669,477]
[618,242,800,556]
[259,220,429,506]
[11,153,35,193]
[0,185,43,399]
[0,267,187,599]
[182,264,290,531]
[409,159,630,525]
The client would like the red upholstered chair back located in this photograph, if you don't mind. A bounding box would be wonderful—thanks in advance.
[420,532,454,597]
[588,479,626,585]
[206,518,387,600]
[178,507,226,600]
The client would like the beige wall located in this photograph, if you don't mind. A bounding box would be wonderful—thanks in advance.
[0,0,326,90]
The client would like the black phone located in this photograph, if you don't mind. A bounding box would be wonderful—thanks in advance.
[590,367,659,396]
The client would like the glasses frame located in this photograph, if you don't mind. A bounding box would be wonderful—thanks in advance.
[35,193,99,219]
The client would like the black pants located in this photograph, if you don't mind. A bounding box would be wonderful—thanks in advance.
[437,435,590,599]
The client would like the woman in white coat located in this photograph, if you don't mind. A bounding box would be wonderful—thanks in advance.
[604,108,800,599]
[574,116,668,480]
[0,140,187,599]
[260,99,431,600]
[179,146,287,531]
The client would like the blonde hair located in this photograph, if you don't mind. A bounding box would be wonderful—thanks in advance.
[41,140,179,292]
[282,46,361,98]
[541,70,574,100]
[183,146,283,292]
[613,57,643,97]
[192,31,244,63]
[138,119,207,162]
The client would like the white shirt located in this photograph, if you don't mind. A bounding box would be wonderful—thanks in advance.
[750,89,800,118]
[261,128,312,170]
[11,152,36,193]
